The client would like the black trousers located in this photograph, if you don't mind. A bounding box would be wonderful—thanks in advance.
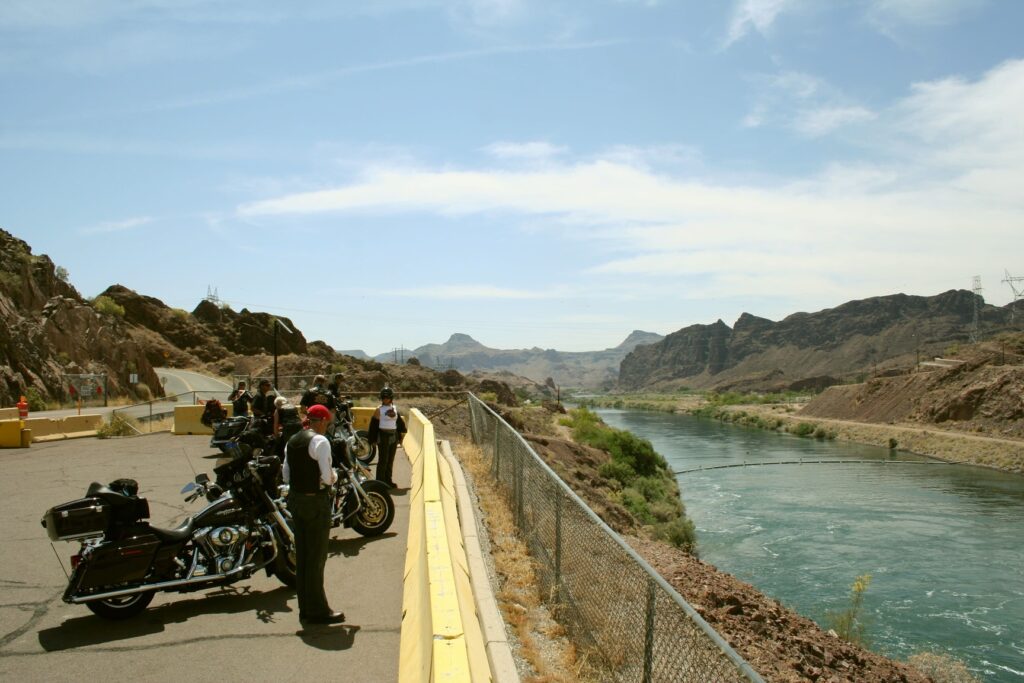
[375,430,399,484]
[288,490,333,619]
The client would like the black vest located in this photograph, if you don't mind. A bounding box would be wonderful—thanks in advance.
[286,429,322,494]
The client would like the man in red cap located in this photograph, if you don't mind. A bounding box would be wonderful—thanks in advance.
[284,404,344,624]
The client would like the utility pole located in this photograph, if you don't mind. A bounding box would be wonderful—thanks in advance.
[970,276,983,343]
[1003,269,1024,323]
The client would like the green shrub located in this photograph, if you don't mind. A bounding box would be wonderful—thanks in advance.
[25,387,48,411]
[790,422,817,437]
[96,413,139,438]
[91,295,125,317]
[655,517,697,550]
[888,438,898,449]
[618,487,653,524]
[598,459,636,485]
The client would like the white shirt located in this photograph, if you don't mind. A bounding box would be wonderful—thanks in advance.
[283,433,337,487]
[377,403,399,430]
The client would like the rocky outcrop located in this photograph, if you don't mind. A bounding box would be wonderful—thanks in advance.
[619,291,1016,391]
[0,230,162,405]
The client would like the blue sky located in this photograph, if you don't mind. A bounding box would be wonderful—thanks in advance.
[3,1,1022,355]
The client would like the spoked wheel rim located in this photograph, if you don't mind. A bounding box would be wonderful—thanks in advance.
[359,492,388,527]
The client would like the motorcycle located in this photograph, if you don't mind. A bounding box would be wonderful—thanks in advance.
[277,434,395,537]
[335,397,376,465]
[42,456,297,620]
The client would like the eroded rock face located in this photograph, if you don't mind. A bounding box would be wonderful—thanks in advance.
[619,290,1015,392]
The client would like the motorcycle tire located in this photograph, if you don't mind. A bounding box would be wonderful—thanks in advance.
[353,430,377,465]
[271,531,297,588]
[351,481,395,537]
[85,590,155,620]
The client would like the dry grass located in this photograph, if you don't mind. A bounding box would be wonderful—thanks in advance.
[451,435,597,683]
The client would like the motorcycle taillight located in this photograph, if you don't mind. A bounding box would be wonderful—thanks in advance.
[70,554,81,569]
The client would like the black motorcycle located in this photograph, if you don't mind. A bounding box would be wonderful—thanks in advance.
[335,397,376,465]
[42,456,297,620]
[277,434,395,537]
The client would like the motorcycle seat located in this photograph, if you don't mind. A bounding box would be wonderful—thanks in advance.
[146,517,195,543]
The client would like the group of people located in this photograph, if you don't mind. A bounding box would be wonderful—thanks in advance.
[227,373,407,626]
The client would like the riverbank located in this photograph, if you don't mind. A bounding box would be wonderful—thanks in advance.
[580,395,1024,475]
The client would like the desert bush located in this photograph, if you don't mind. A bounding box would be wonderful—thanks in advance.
[826,574,872,647]
[654,517,697,551]
[598,459,635,485]
[618,487,653,524]
[25,387,48,411]
[97,413,139,438]
[91,295,125,317]
[134,383,153,401]
[790,422,817,437]
[906,652,981,683]
[888,438,898,449]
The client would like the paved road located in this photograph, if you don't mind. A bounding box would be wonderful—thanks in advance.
[0,433,409,682]
[155,368,232,402]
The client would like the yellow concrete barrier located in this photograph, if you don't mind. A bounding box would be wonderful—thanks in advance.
[173,404,227,435]
[0,419,23,448]
[0,408,18,420]
[352,406,373,431]
[400,409,490,682]
[62,414,102,437]
[23,416,66,441]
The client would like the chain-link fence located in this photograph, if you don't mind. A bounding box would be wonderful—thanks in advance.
[467,394,763,683]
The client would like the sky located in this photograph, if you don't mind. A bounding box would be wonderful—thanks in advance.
[2,0,1022,355]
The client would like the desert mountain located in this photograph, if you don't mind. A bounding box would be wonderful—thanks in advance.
[0,228,521,406]
[619,291,1019,392]
[376,330,665,389]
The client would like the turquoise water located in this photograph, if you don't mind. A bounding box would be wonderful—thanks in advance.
[596,408,1024,682]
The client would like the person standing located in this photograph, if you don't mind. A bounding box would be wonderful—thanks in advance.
[228,381,252,417]
[251,379,276,434]
[283,404,344,625]
[326,373,345,399]
[367,387,406,489]
[300,374,337,419]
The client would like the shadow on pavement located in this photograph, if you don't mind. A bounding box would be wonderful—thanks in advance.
[328,532,396,559]
[37,585,295,651]
[297,623,360,650]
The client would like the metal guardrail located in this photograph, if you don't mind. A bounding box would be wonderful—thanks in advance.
[467,393,763,683]
[111,391,201,432]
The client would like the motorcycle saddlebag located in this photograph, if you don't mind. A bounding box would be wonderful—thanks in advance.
[76,534,161,590]
[43,497,110,542]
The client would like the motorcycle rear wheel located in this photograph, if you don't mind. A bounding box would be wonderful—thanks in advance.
[86,590,155,620]
[353,430,377,465]
[351,482,395,537]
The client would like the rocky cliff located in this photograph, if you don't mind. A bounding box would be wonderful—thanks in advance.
[0,230,161,406]
[619,291,1017,391]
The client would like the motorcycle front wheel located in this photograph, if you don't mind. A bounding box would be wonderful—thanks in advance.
[351,481,395,537]
[86,590,155,620]
[353,430,377,465]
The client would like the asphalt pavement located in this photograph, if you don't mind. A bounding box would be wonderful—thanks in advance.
[0,433,409,682]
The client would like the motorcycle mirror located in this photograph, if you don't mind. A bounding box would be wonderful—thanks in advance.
[181,482,197,494]
[196,473,210,484]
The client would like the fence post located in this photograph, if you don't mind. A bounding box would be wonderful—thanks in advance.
[554,488,562,603]
[515,443,524,528]
[643,576,657,683]
[493,419,501,478]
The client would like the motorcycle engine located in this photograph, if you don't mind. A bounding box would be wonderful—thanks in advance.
[196,526,249,574]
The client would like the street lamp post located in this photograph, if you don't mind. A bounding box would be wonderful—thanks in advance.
[272,317,293,390]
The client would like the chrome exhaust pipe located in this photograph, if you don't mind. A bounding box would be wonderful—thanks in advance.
[69,547,277,604]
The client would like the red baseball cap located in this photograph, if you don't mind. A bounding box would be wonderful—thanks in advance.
[307,405,331,421]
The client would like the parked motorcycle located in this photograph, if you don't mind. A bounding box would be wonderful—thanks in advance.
[278,435,395,537]
[334,397,376,465]
[42,456,297,620]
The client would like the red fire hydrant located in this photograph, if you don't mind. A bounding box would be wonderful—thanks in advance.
[17,395,29,420]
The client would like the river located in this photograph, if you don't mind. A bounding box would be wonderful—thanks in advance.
[595,408,1024,682]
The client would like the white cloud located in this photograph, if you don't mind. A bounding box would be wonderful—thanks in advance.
[794,105,877,137]
[80,216,153,235]
[867,0,986,29]
[725,0,798,46]
[483,141,568,160]
[239,59,1024,307]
